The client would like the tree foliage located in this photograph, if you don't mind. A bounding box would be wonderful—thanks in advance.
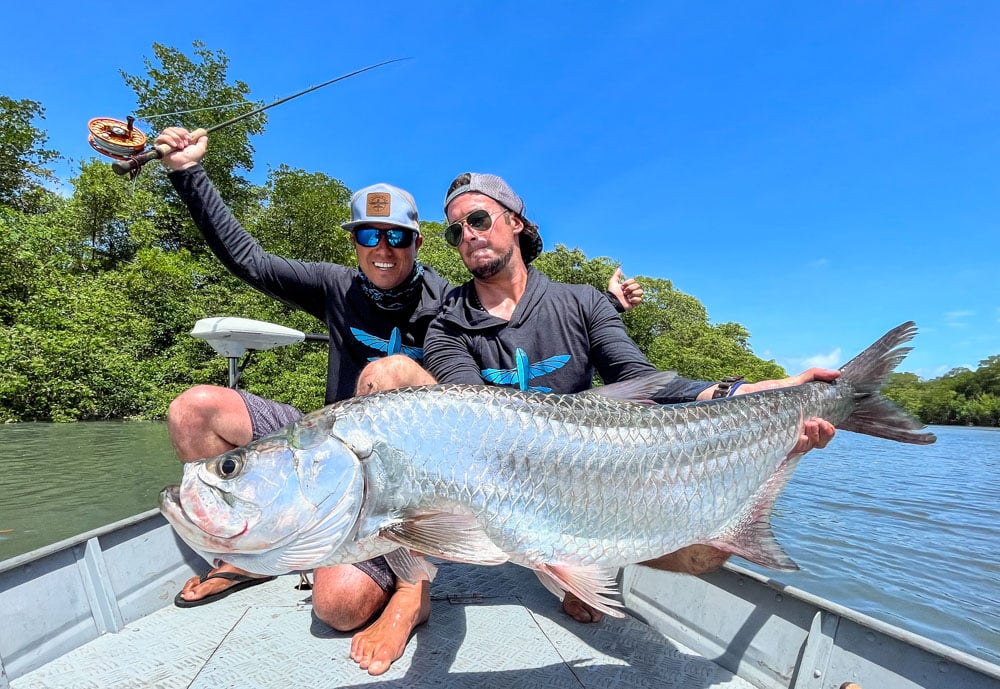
[2,42,990,425]
[885,358,1000,426]
[121,41,265,251]
[251,165,354,264]
[415,220,469,285]
[0,96,59,213]
[68,159,166,269]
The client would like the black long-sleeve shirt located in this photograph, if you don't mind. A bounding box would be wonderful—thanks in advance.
[169,164,451,403]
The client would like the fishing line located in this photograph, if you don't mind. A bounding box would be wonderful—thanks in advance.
[143,101,254,121]
[87,58,411,179]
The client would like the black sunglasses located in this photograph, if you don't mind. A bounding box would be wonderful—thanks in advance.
[444,209,507,247]
[352,227,417,249]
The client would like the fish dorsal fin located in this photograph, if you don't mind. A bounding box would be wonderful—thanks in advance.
[534,563,625,618]
[585,370,679,403]
[381,512,509,566]
[383,547,439,584]
[706,453,802,571]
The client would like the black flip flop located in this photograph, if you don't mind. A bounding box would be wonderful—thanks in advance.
[174,571,277,608]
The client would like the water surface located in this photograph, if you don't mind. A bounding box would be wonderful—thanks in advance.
[0,421,179,557]
[746,425,999,665]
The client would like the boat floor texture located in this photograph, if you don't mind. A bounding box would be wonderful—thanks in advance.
[12,561,752,689]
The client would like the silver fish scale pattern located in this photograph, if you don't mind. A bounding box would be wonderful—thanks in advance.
[329,382,856,569]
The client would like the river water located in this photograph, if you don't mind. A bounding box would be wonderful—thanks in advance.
[0,422,997,665]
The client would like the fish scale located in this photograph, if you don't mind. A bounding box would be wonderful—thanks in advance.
[161,322,936,616]
[340,385,802,562]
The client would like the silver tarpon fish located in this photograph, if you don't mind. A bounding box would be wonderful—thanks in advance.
[160,322,935,616]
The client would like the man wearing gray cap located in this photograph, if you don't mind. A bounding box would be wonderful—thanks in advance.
[154,127,445,674]
[423,171,839,623]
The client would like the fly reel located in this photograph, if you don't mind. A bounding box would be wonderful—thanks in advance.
[88,116,147,160]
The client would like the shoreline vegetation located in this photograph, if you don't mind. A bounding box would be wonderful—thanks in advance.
[2,43,997,427]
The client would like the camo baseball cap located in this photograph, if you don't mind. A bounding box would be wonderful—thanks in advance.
[342,182,420,232]
[443,172,543,264]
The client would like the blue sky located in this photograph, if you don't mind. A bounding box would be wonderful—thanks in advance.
[4,2,997,379]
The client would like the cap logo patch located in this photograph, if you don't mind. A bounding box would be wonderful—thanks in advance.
[366,192,391,217]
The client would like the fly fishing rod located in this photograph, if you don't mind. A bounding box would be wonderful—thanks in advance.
[89,58,409,177]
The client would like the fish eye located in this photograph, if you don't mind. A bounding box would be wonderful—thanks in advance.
[214,455,243,479]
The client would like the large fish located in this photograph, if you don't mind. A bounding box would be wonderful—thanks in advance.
[160,322,935,616]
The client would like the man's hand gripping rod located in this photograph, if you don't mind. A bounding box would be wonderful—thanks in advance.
[111,58,408,176]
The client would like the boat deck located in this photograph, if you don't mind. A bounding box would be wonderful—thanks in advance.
[6,512,999,689]
[11,560,751,689]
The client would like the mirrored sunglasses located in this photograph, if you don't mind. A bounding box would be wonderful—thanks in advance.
[353,227,417,249]
[444,209,507,247]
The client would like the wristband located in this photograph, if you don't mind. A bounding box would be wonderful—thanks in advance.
[712,376,745,399]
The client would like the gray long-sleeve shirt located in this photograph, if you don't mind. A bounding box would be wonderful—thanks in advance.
[424,268,712,402]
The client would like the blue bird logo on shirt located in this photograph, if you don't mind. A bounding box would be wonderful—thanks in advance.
[351,327,424,362]
[481,348,570,392]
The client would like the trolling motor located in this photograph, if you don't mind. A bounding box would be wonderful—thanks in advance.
[189,317,328,389]
[190,317,326,591]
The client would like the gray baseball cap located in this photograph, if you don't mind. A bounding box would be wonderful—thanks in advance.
[443,172,543,264]
[342,183,420,232]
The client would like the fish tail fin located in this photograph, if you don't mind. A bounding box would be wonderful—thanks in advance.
[836,321,936,445]
[709,454,801,571]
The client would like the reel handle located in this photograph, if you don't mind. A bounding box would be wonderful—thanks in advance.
[111,127,208,176]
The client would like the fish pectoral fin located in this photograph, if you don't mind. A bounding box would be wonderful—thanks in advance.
[583,370,678,404]
[382,512,509,566]
[535,563,625,618]
[383,547,439,584]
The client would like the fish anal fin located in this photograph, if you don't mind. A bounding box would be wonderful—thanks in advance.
[535,563,625,618]
[382,511,509,566]
[709,454,802,572]
[383,547,438,584]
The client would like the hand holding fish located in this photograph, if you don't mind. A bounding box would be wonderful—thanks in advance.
[738,367,842,393]
[155,127,208,171]
[729,368,842,456]
[792,417,836,454]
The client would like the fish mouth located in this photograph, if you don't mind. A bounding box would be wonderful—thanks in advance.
[159,484,192,531]
[158,483,249,543]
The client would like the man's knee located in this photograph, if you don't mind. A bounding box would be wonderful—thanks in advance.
[167,385,250,461]
[355,355,435,395]
[168,385,228,429]
[312,566,391,631]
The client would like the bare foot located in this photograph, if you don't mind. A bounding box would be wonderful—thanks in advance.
[562,591,603,623]
[176,562,270,605]
[350,578,431,675]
